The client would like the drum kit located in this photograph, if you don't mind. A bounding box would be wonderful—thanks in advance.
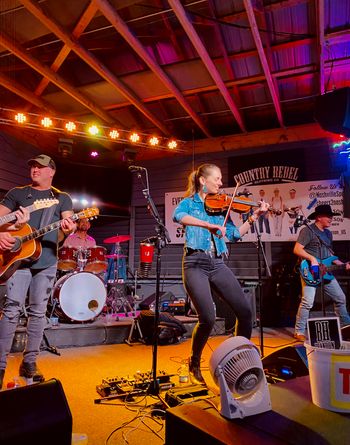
[49,235,132,323]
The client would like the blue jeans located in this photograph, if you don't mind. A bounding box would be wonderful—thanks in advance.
[0,265,57,370]
[183,251,252,360]
[295,278,350,334]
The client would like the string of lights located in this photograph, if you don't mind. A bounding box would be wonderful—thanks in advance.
[0,107,185,152]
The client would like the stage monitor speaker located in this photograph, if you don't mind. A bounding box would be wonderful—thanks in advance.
[262,344,308,381]
[341,325,350,341]
[314,87,350,136]
[0,378,72,445]
[139,291,175,310]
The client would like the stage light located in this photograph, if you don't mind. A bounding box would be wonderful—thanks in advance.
[41,117,53,128]
[168,140,177,149]
[129,132,140,143]
[90,151,99,157]
[149,136,159,146]
[15,113,27,124]
[65,121,76,132]
[88,125,99,136]
[109,129,119,139]
[81,198,89,206]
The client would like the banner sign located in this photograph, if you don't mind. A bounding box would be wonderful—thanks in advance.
[165,179,350,244]
[228,148,306,186]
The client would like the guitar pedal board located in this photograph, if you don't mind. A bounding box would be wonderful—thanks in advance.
[96,370,175,399]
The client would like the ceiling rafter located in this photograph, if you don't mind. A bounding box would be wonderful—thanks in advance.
[20,0,170,135]
[316,0,326,94]
[167,0,246,133]
[92,0,211,137]
[33,2,99,98]
[0,29,116,124]
[206,0,241,106]
[0,71,57,114]
[243,0,284,128]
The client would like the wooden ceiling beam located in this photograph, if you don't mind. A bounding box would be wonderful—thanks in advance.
[0,71,58,114]
[316,0,326,94]
[183,122,332,154]
[168,0,246,132]
[34,2,99,97]
[20,0,170,135]
[92,0,211,138]
[243,0,284,128]
[0,30,115,124]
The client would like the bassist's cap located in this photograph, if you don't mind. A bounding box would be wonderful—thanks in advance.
[28,154,56,170]
[308,204,340,219]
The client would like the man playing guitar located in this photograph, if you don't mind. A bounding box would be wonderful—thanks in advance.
[293,204,350,342]
[0,154,76,389]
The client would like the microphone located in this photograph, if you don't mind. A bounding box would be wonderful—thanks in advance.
[294,215,308,228]
[128,165,145,172]
[139,241,154,278]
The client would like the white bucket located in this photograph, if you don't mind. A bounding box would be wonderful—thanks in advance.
[305,341,350,412]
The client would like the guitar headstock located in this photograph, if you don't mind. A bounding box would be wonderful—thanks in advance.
[33,198,59,209]
[77,207,100,220]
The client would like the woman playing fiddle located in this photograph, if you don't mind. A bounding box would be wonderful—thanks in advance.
[173,163,269,385]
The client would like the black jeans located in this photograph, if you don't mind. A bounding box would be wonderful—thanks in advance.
[183,251,252,360]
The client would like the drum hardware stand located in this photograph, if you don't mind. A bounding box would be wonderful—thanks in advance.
[130,166,171,403]
[125,317,145,345]
[19,303,60,356]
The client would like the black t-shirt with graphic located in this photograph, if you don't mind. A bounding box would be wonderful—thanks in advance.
[1,185,73,269]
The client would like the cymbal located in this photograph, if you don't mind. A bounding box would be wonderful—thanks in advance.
[106,254,127,259]
[103,235,131,244]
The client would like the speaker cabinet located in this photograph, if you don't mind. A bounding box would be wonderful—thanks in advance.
[139,291,175,310]
[262,345,308,381]
[315,87,350,136]
[0,378,72,445]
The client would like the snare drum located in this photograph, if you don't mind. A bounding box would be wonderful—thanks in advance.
[85,246,107,274]
[50,271,106,322]
[57,247,77,271]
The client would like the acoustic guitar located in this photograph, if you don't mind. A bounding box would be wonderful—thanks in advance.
[0,198,59,226]
[0,207,99,284]
[299,255,348,286]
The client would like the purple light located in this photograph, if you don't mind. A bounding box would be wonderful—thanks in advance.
[90,151,99,157]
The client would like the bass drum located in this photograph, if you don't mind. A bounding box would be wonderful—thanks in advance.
[51,271,106,322]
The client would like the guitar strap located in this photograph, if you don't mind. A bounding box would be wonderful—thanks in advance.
[38,187,58,228]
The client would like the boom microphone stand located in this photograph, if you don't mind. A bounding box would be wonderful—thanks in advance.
[252,220,271,358]
[129,166,171,398]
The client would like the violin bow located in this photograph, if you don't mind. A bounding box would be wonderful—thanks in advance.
[222,181,240,227]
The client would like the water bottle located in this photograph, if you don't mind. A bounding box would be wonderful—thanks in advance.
[179,363,189,384]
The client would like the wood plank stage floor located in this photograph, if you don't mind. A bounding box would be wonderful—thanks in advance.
[1,320,299,445]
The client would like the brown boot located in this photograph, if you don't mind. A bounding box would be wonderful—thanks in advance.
[189,357,206,385]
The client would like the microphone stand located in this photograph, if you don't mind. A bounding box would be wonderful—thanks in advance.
[133,168,171,401]
[252,221,271,358]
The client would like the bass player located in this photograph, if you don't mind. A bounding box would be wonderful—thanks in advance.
[293,204,350,342]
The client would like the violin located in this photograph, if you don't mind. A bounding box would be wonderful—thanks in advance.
[205,193,259,214]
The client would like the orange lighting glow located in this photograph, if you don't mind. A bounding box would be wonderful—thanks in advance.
[15,113,27,124]
[168,140,177,149]
[109,129,119,139]
[130,132,140,143]
[41,117,53,128]
[88,125,99,136]
[65,121,76,132]
[149,136,159,146]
